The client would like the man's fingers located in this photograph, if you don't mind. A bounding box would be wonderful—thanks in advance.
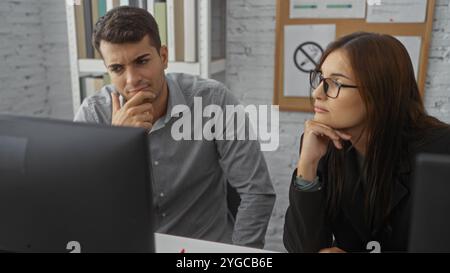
[133,112,154,122]
[125,91,156,108]
[126,103,153,116]
[111,91,120,114]
[136,122,153,130]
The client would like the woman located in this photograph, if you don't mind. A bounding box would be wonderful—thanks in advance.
[283,32,450,253]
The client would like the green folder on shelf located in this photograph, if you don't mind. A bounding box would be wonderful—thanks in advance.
[154,2,167,47]
[98,0,107,17]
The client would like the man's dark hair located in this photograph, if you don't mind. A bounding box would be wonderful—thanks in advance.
[93,6,161,57]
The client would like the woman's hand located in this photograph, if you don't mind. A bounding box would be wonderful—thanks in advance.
[319,247,346,253]
[297,120,351,181]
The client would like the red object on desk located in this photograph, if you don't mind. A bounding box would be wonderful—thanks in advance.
[180,248,185,253]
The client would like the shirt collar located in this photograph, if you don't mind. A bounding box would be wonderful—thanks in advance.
[150,75,189,133]
[163,74,189,124]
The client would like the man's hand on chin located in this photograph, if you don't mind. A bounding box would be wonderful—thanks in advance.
[111,91,156,132]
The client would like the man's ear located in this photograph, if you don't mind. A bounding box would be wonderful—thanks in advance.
[159,45,168,69]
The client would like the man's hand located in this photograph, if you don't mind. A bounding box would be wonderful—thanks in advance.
[111,91,156,131]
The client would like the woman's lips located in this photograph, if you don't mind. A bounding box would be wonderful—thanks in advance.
[314,106,329,113]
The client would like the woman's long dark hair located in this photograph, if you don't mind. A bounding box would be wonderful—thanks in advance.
[317,32,448,231]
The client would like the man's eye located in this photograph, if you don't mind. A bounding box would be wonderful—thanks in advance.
[137,59,149,65]
[111,67,123,73]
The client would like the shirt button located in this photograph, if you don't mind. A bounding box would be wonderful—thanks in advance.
[160,192,165,198]
[154,161,159,166]
[162,213,166,217]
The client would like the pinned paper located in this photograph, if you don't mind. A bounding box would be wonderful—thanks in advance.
[283,24,336,97]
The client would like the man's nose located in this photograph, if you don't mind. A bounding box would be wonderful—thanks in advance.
[125,67,143,88]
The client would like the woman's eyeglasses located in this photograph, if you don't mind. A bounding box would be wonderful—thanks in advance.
[309,70,358,99]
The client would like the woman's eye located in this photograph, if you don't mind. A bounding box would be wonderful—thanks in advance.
[333,79,342,86]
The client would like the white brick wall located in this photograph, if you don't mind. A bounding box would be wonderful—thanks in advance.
[0,0,72,119]
[226,0,450,252]
[212,0,226,60]
[210,0,226,83]
[0,1,46,116]
[41,0,73,120]
[425,0,450,122]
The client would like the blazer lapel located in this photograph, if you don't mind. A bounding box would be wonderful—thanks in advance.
[341,147,372,242]
[386,153,411,219]
[371,152,412,235]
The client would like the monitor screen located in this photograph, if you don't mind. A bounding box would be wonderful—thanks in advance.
[409,153,450,253]
[0,115,155,253]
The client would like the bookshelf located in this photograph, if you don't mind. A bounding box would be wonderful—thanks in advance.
[65,0,227,114]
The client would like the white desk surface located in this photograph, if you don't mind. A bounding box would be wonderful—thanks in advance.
[155,233,276,253]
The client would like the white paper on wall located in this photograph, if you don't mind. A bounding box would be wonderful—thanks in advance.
[290,0,366,19]
[283,24,336,97]
[395,36,422,79]
[367,0,427,23]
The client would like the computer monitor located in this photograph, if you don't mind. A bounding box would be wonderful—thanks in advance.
[0,115,155,253]
[409,153,450,253]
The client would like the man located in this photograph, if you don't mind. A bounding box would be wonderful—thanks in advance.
[74,6,275,248]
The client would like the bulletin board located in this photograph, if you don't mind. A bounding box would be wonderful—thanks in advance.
[273,0,436,112]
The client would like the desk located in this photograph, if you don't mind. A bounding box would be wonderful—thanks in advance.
[155,233,276,253]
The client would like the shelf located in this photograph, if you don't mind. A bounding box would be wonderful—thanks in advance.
[67,0,226,114]
[78,59,105,74]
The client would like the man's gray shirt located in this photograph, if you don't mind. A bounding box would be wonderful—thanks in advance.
[74,73,276,248]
